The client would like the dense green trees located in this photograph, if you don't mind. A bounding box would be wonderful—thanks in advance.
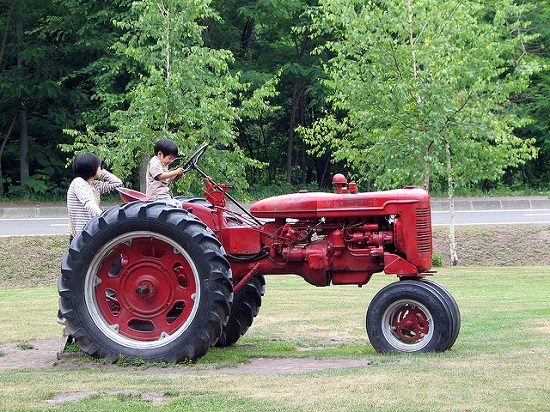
[303,0,542,264]
[0,0,89,196]
[516,0,550,189]
[0,0,549,199]
[305,0,540,192]
[62,0,269,195]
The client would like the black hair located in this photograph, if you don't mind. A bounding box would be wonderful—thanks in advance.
[72,152,101,180]
[154,138,179,157]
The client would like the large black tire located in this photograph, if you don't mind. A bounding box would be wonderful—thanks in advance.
[419,279,460,350]
[366,280,455,353]
[58,201,233,363]
[215,275,265,347]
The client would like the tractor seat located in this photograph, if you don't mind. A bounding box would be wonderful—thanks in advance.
[117,187,151,202]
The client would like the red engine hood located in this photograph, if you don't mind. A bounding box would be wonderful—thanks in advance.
[249,187,430,219]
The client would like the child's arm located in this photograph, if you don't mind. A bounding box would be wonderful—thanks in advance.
[73,179,103,217]
[96,169,123,194]
[155,167,185,181]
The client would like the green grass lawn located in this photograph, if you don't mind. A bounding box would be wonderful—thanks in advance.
[0,267,549,411]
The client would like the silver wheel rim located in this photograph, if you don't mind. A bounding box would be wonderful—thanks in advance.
[380,299,434,352]
[83,231,201,350]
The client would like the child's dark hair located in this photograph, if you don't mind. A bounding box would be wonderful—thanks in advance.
[154,139,179,157]
[72,152,101,180]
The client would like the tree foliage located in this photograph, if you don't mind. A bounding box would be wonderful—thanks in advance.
[0,0,88,196]
[303,0,540,193]
[61,0,274,195]
[0,0,549,200]
[515,0,550,189]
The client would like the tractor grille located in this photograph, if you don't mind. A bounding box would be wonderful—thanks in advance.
[416,207,432,253]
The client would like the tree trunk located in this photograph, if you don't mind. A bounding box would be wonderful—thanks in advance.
[423,145,430,190]
[446,141,459,266]
[18,104,28,184]
[0,2,14,68]
[240,20,254,58]
[159,2,171,128]
[0,111,18,196]
[299,84,307,185]
[139,153,149,193]
[16,12,29,185]
[407,0,431,191]
[287,82,299,183]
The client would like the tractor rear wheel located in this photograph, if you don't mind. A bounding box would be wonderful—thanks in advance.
[58,201,233,363]
[366,280,456,352]
[215,275,265,347]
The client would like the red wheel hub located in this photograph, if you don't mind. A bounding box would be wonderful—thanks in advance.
[391,304,429,342]
[95,237,198,340]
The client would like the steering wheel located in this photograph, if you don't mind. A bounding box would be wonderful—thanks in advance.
[182,143,209,173]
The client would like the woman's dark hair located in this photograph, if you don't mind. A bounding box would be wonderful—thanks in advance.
[154,139,178,157]
[72,152,101,180]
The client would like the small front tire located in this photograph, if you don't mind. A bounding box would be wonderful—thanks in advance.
[366,280,455,353]
[419,279,460,350]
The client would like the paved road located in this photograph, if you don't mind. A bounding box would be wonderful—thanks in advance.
[1,206,549,237]
[431,209,550,226]
[0,217,69,237]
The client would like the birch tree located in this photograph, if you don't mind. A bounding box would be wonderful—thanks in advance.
[304,0,540,264]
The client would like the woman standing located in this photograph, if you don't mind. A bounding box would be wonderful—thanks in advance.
[66,152,122,239]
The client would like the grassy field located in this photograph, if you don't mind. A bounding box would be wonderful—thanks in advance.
[0,267,549,411]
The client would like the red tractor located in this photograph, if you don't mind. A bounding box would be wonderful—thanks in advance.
[58,144,460,363]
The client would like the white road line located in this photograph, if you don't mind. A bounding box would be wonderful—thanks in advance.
[433,221,550,226]
[431,209,550,214]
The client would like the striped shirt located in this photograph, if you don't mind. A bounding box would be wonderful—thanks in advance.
[67,169,122,235]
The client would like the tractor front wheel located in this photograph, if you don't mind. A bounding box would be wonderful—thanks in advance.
[366,280,457,352]
[419,278,460,350]
[58,202,233,363]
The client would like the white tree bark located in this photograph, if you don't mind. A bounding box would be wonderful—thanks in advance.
[446,141,459,266]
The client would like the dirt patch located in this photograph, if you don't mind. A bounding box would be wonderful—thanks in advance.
[215,357,372,374]
[0,339,62,370]
[45,390,166,405]
[0,338,372,374]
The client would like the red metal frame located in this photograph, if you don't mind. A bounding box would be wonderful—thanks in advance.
[94,236,198,340]
[118,175,433,295]
[180,181,432,293]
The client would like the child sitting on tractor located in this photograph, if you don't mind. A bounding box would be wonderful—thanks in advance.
[146,138,185,203]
